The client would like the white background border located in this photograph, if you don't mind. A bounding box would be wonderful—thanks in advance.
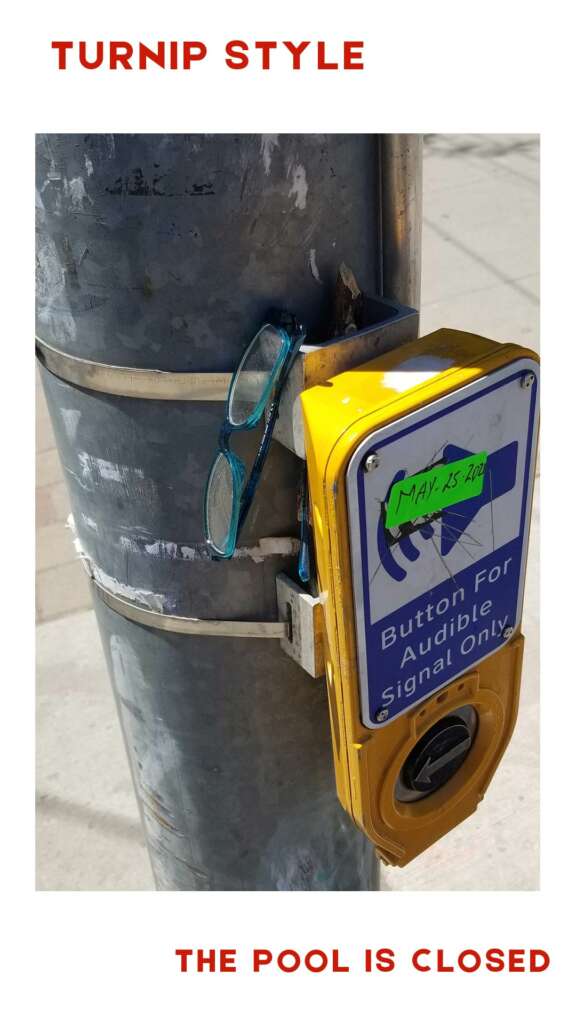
[2,1,571,1020]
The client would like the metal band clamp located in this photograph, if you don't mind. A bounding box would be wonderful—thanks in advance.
[91,576,288,639]
[65,520,290,639]
[36,336,232,401]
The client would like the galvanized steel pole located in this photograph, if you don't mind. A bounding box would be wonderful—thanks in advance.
[378,134,423,309]
[36,134,422,890]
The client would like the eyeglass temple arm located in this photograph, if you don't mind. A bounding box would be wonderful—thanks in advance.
[298,471,312,584]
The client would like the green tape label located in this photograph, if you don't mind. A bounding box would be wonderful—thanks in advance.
[385,452,488,528]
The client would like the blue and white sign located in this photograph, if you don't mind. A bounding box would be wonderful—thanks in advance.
[346,358,539,729]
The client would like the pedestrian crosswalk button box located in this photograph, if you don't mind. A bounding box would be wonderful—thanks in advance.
[301,329,539,865]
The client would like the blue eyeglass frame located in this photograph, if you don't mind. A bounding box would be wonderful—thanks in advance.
[204,318,305,559]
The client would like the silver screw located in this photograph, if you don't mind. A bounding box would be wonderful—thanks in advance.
[364,453,380,473]
[375,707,389,723]
[521,372,535,389]
[502,626,514,639]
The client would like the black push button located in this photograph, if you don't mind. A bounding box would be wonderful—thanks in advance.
[401,714,473,796]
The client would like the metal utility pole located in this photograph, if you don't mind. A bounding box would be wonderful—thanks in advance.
[36,134,422,890]
[378,134,423,309]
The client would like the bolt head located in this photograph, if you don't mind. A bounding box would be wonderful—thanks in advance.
[364,453,380,473]
[521,372,535,389]
[375,707,389,723]
[502,626,514,640]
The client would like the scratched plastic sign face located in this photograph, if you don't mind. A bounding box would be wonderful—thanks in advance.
[346,360,539,729]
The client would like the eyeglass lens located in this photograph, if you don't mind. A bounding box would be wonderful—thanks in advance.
[228,325,285,426]
[206,452,236,553]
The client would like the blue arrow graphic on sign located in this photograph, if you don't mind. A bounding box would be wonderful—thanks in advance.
[440,442,518,555]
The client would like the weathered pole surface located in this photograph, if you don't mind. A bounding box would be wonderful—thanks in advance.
[36,134,421,890]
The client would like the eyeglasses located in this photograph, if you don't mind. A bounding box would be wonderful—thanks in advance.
[204,316,305,559]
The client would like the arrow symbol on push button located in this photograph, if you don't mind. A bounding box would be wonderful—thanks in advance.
[400,713,476,797]
[414,735,473,786]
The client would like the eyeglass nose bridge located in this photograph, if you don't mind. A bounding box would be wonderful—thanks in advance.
[217,420,235,451]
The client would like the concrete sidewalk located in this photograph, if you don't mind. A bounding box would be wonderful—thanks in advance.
[36,134,539,890]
